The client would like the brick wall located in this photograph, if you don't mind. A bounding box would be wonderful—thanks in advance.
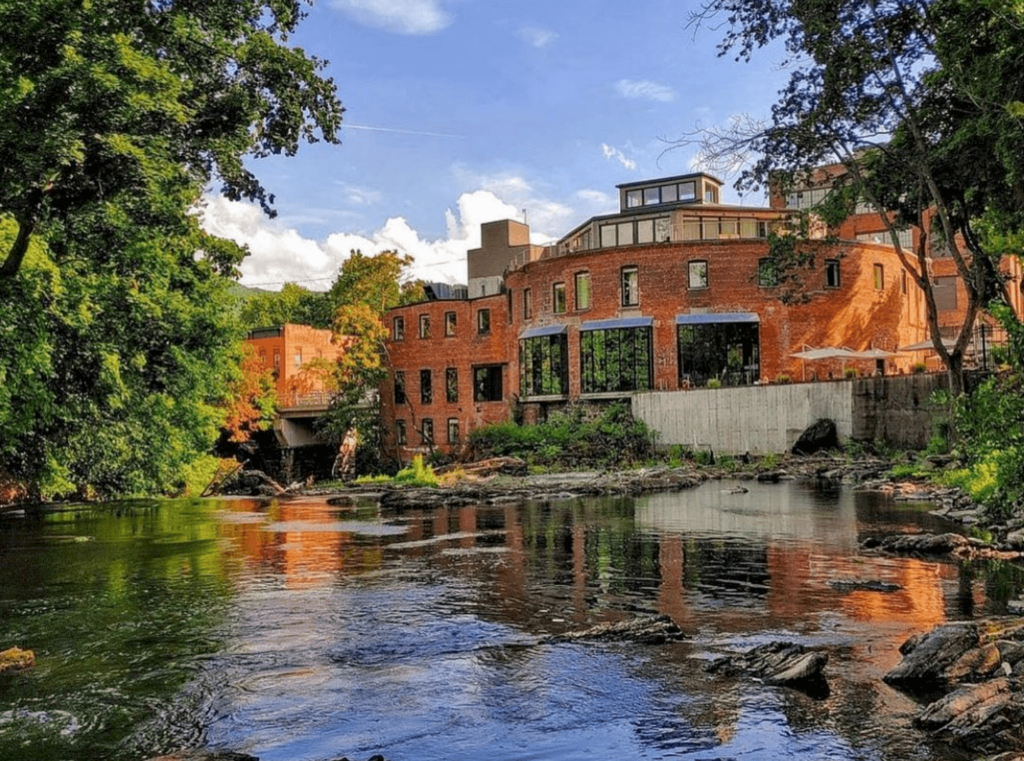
[381,235,933,461]
[382,294,513,461]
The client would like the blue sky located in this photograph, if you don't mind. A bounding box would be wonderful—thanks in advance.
[201,0,788,289]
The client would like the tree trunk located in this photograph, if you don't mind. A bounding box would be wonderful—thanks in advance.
[0,216,36,279]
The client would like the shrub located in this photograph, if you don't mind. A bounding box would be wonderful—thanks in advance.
[706,378,722,389]
[844,367,858,379]
[469,402,655,469]
[393,454,439,487]
[775,374,792,384]
[912,362,928,374]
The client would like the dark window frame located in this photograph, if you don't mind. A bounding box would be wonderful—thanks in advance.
[447,418,460,444]
[477,308,491,334]
[445,367,458,403]
[394,371,406,405]
[395,419,407,445]
[678,322,761,388]
[393,316,405,341]
[519,333,569,397]
[825,259,841,288]
[579,326,653,394]
[552,282,567,314]
[444,311,457,336]
[418,314,430,339]
[621,266,639,307]
[420,368,432,404]
[523,288,532,319]
[688,259,709,290]
[473,365,503,402]
[421,418,433,444]
[575,271,591,310]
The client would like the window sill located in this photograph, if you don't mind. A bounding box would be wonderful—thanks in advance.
[579,391,638,400]
[520,394,569,403]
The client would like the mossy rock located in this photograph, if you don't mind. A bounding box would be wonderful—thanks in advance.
[0,646,35,673]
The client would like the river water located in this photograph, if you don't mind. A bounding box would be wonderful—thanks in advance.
[2,480,1023,761]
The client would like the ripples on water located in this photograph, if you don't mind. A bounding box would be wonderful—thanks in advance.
[1,483,1020,760]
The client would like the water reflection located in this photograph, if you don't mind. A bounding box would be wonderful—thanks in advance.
[2,482,1023,760]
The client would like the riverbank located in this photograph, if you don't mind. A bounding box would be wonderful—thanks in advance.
[303,450,968,516]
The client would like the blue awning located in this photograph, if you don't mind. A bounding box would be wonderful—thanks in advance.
[675,312,760,325]
[519,324,567,339]
[580,316,654,332]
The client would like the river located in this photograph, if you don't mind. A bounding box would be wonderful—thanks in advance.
[2,480,1023,761]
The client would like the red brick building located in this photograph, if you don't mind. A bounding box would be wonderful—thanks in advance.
[246,323,346,407]
[381,171,1020,461]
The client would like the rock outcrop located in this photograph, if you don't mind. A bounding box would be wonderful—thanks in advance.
[886,620,1024,753]
[706,641,829,694]
[549,614,684,645]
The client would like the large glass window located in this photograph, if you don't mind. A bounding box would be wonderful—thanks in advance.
[520,333,569,397]
[678,322,760,387]
[580,326,653,394]
[575,272,591,310]
[474,365,503,402]
[621,266,639,306]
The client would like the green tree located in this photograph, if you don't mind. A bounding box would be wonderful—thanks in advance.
[0,213,245,499]
[0,0,343,280]
[326,249,425,313]
[239,282,333,330]
[684,0,1024,394]
[316,250,423,472]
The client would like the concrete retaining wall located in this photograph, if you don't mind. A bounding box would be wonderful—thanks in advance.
[632,374,946,454]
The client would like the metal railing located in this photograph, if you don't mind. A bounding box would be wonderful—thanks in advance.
[279,391,336,409]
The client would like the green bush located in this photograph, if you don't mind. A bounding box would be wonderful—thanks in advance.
[912,362,928,374]
[706,378,722,389]
[394,454,439,487]
[469,402,655,469]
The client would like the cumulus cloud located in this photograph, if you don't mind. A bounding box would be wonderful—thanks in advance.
[518,26,557,48]
[601,143,637,171]
[199,181,566,290]
[330,0,452,35]
[614,78,676,103]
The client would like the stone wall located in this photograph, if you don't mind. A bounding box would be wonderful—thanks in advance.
[633,373,947,454]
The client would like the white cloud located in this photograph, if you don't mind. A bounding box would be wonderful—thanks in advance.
[199,177,571,289]
[336,182,383,206]
[330,0,452,35]
[601,143,637,171]
[615,79,676,103]
[518,26,557,48]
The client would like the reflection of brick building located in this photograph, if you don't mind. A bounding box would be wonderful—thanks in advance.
[381,171,1021,461]
[246,324,345,406]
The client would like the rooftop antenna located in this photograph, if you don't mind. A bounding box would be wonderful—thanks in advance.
[522,209,528,224]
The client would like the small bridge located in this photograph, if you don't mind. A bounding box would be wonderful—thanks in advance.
[273,392,337,448]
